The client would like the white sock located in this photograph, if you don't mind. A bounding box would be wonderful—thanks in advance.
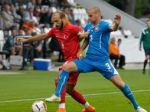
[84,102,90,108]
[59,103,65,109]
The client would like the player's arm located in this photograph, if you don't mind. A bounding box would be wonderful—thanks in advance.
[77,37,89,59]
[139,32,144,51]
[17,33,49,43]
[78,31,89,40]
[72,25,89,40]
[109,15,121,31]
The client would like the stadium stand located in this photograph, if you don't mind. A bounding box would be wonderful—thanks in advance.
[0,0,147,70]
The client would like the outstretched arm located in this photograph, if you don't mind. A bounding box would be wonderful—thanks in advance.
[17,33,49,43]
[110,15,121,31]
[77,38,89,59]
[78,31,89,40]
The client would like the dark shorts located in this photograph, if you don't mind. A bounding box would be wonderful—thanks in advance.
[144,48,150,56]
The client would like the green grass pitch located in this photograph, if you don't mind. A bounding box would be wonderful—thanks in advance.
[0,69,150,112]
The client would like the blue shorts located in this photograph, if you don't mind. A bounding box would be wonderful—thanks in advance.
[73,56,118,79]
[144,48,150,56]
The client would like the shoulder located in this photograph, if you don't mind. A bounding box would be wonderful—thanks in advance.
[69,24,80,29]
[85,22,92,27]
[50,27,57,32]
[142,28,148,34]
[84,22,92,30]
[100,20,111,27]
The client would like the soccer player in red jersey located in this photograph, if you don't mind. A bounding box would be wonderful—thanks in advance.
[18,11,95,112]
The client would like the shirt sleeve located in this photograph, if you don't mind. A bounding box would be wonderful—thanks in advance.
[139,30,144,48]
[72,25,83,35]
[84,24,89,32]
[104,22,111,32]
[47,28,55,37]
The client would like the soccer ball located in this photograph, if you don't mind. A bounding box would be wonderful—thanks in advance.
[32,100,47,112]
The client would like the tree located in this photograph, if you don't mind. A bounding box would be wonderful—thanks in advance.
[105,0,150,17]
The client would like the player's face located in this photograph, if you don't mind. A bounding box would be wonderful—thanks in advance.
[88,9,99,23]
[52,14,63,29]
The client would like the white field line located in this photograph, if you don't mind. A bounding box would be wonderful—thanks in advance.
[0,89,150,104]
[0,72,23,75]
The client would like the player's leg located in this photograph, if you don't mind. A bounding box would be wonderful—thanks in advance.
[143,48,149,74]
[49,58,95,102]
[46,62,78,102]
[46,61,70,112]
[55,62,78,97]
[148,49,150,74]
[110,75,147,112]
[143,57,148,74]
[67,85,95,112]
[149,56,150,74]
[97,60,147,112]
[56,78,67,112]
[110,75,140,109]
[66,72,95,112]
[45,76,67,112]
[56,57,96,97]
[119,54,125,69]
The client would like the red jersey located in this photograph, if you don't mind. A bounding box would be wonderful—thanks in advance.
[48,23,82,60]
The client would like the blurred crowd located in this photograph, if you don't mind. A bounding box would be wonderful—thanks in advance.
[0,0,130,70]
[0,0,89,69]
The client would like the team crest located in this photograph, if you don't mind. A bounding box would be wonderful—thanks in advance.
[95,27,99,31]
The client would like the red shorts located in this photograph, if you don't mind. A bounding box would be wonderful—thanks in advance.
[56,60,79,86]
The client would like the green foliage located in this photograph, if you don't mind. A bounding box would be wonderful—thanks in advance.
[135,0,150,17]
[104,0,150,17]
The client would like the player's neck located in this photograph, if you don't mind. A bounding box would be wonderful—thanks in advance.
[63,20,68,26]
[92,18,101,26]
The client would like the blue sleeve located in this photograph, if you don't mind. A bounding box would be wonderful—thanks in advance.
[84,24,88,32]
[84,23,90,32]
[103,22,111,32]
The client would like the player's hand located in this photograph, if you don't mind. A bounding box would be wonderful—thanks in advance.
[78,31,89,39]
[114,15,121,25]
[139,47,142,51]
[77,49,84,59]
[17,38,28,43]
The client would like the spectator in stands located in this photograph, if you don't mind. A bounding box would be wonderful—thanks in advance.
[0,14,4,30]
[32,0,42,6]
[21,31,33,68]
[32,32,43,58]
[109,37,120,68]
[10,4,21,24]
[33,6,41,21]
[117,38,126,69]
[109,37,125,69]
[3,27,22,57]
[1,3,14,29]
[22,7,39,34]
[58,0,71,8]
[41,0,51,6]
[39,6,53,26]
[63,6,75,23]
[139,19,150,74]
[75,19,82,27]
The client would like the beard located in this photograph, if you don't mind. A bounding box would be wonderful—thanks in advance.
[56,20,64,30]
[59,21,64,30]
